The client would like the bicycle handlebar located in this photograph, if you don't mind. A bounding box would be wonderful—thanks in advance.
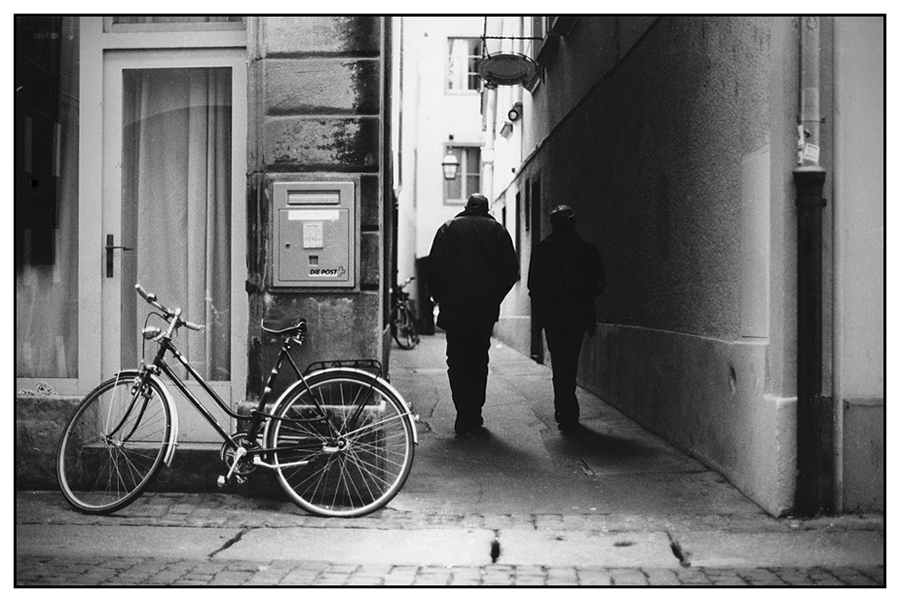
[135,284,203,331]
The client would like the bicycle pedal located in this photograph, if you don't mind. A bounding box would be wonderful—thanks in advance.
[217,475,227,488]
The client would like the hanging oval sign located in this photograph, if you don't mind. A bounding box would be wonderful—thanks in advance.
[476,53,538,86]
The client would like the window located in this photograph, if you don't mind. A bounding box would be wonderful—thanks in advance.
[515,191,522,264]
[443,145,481,205]
[447,38,482,92]
[524,179,531,231]
[106,16,245,33]
[16,16,79,378]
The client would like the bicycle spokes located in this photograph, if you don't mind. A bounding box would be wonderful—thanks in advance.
[269,371,415,517]
[57,372,172,514]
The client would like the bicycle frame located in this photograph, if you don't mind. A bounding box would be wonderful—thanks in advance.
[145,329,310,454]
[143,314,388,471]
[391,277,414,311]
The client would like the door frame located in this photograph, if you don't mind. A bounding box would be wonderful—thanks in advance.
[77,17,247,407]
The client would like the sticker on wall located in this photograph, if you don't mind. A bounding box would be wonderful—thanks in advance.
[801,143,820,164]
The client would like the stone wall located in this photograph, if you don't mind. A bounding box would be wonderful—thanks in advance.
[15,395,80,490]
[245,16,391,405]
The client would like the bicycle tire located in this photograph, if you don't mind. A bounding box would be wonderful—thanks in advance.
[56,371,173,514]
[389,306,404,347]
[405,308,420,347]
[266,369,416,517]
[392,306,419,349]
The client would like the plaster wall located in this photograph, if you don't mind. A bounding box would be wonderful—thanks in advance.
[391,19,418,288]
[497,17,802,514]
[833,17,884,512]
[398,17,485,258]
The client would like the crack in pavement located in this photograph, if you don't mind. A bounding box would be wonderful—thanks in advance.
[666,530,692,567]
[210,526,253,559]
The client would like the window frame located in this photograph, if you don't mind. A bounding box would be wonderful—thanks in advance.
[104,16,246,34]
[442,144,482,206]
[446,37,483,94]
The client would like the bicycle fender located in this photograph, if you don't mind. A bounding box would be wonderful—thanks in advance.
[151,372,180,467]
[265,367,418,445]
[114,370,180,467]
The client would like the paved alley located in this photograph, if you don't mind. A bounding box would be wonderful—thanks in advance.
[16,333,884,586]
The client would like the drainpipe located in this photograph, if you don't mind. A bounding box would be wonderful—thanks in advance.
[483,85,497,204]
[793,16,833,517]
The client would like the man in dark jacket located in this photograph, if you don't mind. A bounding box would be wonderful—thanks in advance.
[528,205,605,432]
[428,193,519,437]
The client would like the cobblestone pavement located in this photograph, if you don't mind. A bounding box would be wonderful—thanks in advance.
[14,491,886,533]
[15,492,885,587]
[15,555,886,586]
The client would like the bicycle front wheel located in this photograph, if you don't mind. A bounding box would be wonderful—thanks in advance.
[57,371,172,514]
[267,370,415,517]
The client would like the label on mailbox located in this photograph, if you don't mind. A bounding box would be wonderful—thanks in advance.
[303,222,324,249]
[288,209,340,221]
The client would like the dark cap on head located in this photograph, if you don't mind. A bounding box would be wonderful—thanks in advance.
[466,194,489,213]
[550,204,576,233]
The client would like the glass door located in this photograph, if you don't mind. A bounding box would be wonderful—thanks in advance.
[102,49,247,443]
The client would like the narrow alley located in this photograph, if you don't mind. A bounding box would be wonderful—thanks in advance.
[16,334,884,586]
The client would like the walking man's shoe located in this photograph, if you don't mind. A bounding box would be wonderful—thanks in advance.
[454,416,469,437]
[557,420,580,433]
[455,416,488,437]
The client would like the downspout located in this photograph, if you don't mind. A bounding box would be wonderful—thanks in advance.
[483,85,497,204]
[793,16,833,516]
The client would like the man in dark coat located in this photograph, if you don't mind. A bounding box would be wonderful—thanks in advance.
[428,193,519,437]
[528,205,605,432]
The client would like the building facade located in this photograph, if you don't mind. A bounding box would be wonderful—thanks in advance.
[15,16,394,487]
[481,16,883,515]
[391,16,487,327]
[16,16,884,517]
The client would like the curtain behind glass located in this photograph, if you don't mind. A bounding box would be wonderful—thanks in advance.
[121,68,231,380]
[448,39,470,91]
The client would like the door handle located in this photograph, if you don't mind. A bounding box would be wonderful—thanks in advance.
[105,234,134,278]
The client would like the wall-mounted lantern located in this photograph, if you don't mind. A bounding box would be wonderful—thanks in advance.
[507,101,523,122]
[441,153,460,180]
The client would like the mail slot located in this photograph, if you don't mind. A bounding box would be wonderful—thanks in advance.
[273,181,357,288]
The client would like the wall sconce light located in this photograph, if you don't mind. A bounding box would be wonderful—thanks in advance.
[507,101,523,122]
[441,153,460,180]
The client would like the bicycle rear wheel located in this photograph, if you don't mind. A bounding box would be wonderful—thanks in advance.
[392,307,419,349]
[267,370,415,517]
[57,371,172,514]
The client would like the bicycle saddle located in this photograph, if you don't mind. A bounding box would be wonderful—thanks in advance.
[262,318,308,337]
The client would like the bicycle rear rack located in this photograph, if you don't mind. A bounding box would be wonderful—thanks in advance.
[304,359,384,379]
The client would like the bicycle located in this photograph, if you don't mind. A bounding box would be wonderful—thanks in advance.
[56,284,417,518]
[390,276,420,350]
